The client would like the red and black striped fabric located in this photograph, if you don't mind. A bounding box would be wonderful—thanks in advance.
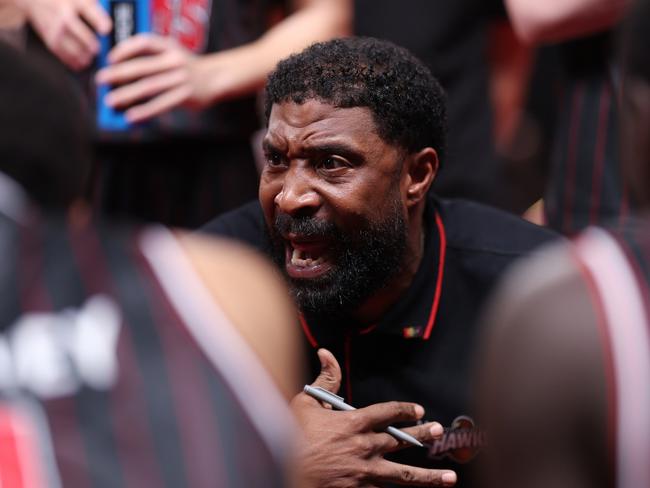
[0,209,292,487]
[544,33,631,235]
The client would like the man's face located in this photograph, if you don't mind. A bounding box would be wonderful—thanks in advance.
[260,100,409,317]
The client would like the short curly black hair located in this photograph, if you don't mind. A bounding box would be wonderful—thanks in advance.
[265,37,447,162]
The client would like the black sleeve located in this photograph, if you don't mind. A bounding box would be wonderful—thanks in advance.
[439,198,562,256]
[484,0,506,18]
[199,200,269,253]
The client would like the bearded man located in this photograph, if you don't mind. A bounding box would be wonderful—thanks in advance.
[204,37,557,487]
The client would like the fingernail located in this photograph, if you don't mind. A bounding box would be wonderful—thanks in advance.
[430,422,444,437]
[414,405,425,418]
[95,71,107,83]
[442,471,457,486]
[104,94,115,106]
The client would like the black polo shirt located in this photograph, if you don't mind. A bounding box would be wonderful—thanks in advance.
[202,195,558,487]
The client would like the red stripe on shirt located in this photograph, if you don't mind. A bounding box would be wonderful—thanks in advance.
[589,84,611,225]
[423,211,447,340]
[67,223,164,488]
[17,215,91,488]
[358,324,377,335]
[563,84,585,235]
[620,177,631,223]
[132,234,227,486]
[299,314,318,348]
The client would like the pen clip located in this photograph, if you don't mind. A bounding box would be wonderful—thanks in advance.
[311,386,345,402]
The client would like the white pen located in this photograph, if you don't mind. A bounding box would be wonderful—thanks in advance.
[303,385,425,448]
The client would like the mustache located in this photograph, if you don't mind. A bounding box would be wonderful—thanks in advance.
[273,213,339,239]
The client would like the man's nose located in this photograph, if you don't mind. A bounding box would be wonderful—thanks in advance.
[274,168,322,216]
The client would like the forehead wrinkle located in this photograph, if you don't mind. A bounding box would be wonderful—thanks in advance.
[271,102,333,129]
[300,115,383,151]
[272,101,378,131]
[268,121,362,156]
[262,130,287,153]
[267,101,390,159]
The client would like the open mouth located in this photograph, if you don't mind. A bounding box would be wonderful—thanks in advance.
[284,238,333,279]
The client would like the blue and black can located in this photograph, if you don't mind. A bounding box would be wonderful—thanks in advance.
[96,0,151,131]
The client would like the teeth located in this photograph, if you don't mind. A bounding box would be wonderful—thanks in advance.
[290,247,325,267]
[291,248,301,263]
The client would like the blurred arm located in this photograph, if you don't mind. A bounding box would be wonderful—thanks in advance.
[180,0,352,105]
[252,0,351,73]
[11,0,111,70]
[95,0,351,122]
[504,0,630,43]
[176,233,303,400]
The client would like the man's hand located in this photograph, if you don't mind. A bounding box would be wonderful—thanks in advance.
[293,349,457,487]
[16,0,111,70]
[95,34,215,123]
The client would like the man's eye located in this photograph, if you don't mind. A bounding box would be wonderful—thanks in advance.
[320,157,347,171]
[265,152,284,167]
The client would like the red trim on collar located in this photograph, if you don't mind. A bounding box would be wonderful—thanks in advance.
[423,211,447,340]
[358,324,377,335]
[299,314,318,348]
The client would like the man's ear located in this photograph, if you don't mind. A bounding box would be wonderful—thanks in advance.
[403,147,438,207]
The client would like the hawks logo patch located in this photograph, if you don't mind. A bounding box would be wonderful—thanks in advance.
[427,416,486,464]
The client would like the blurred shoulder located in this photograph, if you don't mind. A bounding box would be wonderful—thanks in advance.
[174,230,302,399]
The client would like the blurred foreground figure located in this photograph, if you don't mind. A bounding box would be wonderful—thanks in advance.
[478,2,650,486]
[0,43,302,487]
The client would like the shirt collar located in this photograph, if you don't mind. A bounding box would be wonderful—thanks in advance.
[299,195,447,345]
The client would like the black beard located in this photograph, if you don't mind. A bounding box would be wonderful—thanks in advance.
[265,200,407,319]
